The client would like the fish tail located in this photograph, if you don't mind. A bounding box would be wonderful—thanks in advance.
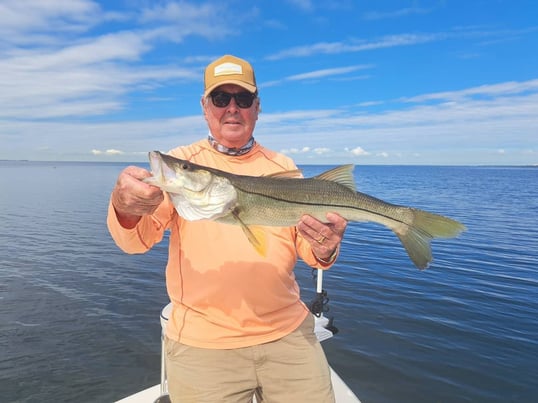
[395,209,466,270]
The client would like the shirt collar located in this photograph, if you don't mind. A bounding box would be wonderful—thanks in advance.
[207,134,255,156]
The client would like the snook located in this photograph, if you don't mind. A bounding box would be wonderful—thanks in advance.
[144,151,466,269]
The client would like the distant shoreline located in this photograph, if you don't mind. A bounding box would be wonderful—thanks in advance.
[1,159,536,168]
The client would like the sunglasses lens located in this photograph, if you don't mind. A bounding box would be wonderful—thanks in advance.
[235,93,254,108]
[211,92,232,107]
[210,91,255,108]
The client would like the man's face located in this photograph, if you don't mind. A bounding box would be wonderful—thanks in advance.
[202,84,260,149]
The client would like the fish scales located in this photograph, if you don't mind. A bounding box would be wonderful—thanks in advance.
[225,175,411,228]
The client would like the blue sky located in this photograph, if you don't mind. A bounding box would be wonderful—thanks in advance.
[1,0,537,165]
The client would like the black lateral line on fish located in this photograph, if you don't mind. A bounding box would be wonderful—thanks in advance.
[234,186,422,233]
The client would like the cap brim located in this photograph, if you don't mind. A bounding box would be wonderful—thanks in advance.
[204,80,257,97]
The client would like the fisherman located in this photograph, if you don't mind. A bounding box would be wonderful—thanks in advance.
[107,55,347,403]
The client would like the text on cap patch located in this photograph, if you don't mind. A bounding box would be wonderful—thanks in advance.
[214,62,243,76]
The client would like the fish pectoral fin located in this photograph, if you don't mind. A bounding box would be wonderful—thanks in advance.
[232,211,268,257]
[314,165,356,191]
[243,225,268,257]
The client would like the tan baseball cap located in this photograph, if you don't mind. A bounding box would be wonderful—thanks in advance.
[204,55,257,97]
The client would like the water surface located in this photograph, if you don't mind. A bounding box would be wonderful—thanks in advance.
[1,161,537,402]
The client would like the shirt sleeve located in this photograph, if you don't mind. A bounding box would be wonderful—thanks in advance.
[106,197,173,254]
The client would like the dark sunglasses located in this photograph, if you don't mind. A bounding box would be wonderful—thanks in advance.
[209,91,257,109]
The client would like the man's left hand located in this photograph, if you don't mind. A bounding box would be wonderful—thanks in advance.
[297,213,347,262]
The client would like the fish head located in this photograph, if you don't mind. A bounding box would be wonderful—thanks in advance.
[146,151,237,221]
[147,151,213,193]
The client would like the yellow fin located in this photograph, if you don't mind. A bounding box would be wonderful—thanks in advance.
[314,165,356,191]
[232,211,268,256]
[244,225,268,257]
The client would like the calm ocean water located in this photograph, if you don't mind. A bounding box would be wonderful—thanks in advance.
[1,161,537,403]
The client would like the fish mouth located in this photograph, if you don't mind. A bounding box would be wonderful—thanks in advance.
[148,151,162,178]
[148,151,179,187]
[147,151,216,194]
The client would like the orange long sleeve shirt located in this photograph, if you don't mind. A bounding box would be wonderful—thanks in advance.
[107,139,335,349]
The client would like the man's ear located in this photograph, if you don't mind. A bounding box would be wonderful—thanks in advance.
[201,96,208,120]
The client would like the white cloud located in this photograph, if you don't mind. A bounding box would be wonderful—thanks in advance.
[314,147,331,155]
[346,147,371,156]
[282,146,311,154]
[92,149,124,156]
[0,37,197,119]
[263,65,373,88]
[0,0,102,45]
[0,1,231,121]
[256,79,538,164]
[265,27,538,61]
[403,79,538,103]
[138,1,238,43]
[266,33,442,60]
[287,65,373,81]
[260,64,373,88]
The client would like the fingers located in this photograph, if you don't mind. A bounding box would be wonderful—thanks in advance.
[111,166,164,218]
[123,165,154,181]
[297,213,347,260]
[324,212,348,235]
[299,213,347,240]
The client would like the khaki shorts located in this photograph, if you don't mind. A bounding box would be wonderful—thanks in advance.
[165,314,335,403]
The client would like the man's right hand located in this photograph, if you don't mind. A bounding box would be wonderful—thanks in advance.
[111,166,164,228]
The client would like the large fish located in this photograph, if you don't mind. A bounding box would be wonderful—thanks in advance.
[144,151,465,269]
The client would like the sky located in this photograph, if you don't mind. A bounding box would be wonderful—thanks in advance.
[1,0,537,165]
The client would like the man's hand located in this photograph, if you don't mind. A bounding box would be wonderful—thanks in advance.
[111,166,164,228]
[297,213,347,262]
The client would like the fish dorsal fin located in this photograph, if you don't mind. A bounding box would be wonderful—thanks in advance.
[264,169,303,179]
[314,165,356,191]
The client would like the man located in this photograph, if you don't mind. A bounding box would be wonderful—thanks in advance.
[108,55,347,402]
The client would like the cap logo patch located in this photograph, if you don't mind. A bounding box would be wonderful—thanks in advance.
[214,62,243,77]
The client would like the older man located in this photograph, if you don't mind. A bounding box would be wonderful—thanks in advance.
[108,55,347,402]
